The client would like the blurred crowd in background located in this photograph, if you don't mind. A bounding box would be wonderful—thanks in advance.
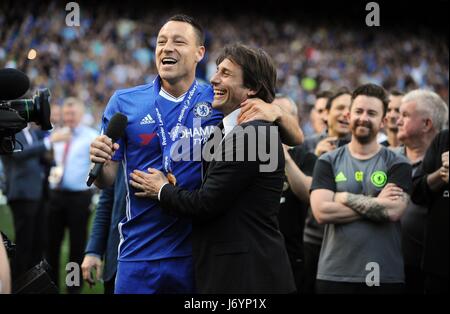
[1,1,448,134]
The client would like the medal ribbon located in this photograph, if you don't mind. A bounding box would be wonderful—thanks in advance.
[153,78,199,174]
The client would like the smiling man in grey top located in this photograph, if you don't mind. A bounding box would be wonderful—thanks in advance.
[310,84,412,294]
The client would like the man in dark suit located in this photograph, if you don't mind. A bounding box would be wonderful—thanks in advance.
[81,164,126,294]
[129,44,296,294]
[1,125,69,280]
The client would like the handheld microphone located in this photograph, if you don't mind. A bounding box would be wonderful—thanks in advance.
[86,113,128,187]
[0,68,30,100]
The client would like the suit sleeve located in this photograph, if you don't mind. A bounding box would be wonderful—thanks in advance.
[294,145,317,176]
[411,131,443,205]
[9,140,47,161]
[160,124,264,222]
[85,185,114,256]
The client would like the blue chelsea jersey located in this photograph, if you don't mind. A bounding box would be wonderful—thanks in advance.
[101,79,223,261]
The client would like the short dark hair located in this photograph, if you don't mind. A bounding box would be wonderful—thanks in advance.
[166,14,205,46]
[389,90,404,97]
[325,87,351,111]
[216,43,277,103]
[316,90,333,100]
[351,84,389,117]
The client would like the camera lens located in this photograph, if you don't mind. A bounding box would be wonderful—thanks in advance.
[8,88,52,130]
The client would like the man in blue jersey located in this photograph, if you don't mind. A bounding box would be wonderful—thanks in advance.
[89,14,302,294]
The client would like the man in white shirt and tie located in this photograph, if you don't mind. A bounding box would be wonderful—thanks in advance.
[46,97,98,293]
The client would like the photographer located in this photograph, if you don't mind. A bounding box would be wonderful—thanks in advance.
[0,233,11,294]
[0,124,70,280]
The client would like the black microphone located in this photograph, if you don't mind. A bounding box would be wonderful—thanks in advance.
[0,68,30,100]
[86,113,128,187]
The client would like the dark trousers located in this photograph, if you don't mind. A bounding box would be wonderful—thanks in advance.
[425,273,448,294]
[287,255,304,294]
[9,200,44,281]
[103,273,116,295]
[316,279,405,294]
[404,264,425,294]
[302,242,321,294]
[47,190,91,294]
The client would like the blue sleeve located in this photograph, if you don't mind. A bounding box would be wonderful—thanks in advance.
[102,92,125,161]
[85,185,115,256]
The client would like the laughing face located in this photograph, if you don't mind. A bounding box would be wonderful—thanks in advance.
[327,93,351,138]
[155,21,204,88]
[210,58,255,116]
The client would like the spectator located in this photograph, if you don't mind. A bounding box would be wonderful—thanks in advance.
[0,124,69,280]
[381,91,403,148]
[311,91,333,135]
[304,88,352,155]
[46,97,98,293]
[274,95,318,293]
[310,84,412,294]
[394,89,448,293]
[82,164,126,294]
[412,129,449,294]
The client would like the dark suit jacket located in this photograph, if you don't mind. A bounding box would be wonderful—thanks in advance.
[160,120,296,294]
[85,163,126,282]
[1,129,46,201]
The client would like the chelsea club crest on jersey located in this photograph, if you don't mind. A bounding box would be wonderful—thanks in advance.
[193,102,212,119]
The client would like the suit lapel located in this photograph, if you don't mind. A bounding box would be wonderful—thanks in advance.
[201,121,224,181]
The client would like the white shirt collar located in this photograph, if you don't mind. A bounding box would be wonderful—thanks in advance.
[223,108,241,137]
[159,87,187,103]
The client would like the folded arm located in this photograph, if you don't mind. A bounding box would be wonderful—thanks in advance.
[310,189,361,224]
[334,184,409,222]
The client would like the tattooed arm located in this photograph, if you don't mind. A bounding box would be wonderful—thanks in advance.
[334,184,409,222]
[310,189,362,224]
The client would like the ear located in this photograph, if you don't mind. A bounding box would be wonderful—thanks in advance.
[423,118,434,132]
[195,46,206,63]
[247,90,257,97]
[379,116,385,130]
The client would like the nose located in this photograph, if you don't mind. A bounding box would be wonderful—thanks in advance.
[359,111,370,122]
[161,40,174,53]
[343,107,350,118]
[210,72,220,85]
[397,116,403,126]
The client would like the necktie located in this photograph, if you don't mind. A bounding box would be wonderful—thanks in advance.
[58,139,72,188]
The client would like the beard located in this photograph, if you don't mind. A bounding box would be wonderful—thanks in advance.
[352,120,377,144]
[388,118,399,133]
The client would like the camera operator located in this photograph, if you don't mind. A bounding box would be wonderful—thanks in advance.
[0,232,11,294]
[0,124,70,280]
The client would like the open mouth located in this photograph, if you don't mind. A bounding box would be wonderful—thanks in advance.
[214,88,227,98]
[161,57,178,65]
[337,119,349,127]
